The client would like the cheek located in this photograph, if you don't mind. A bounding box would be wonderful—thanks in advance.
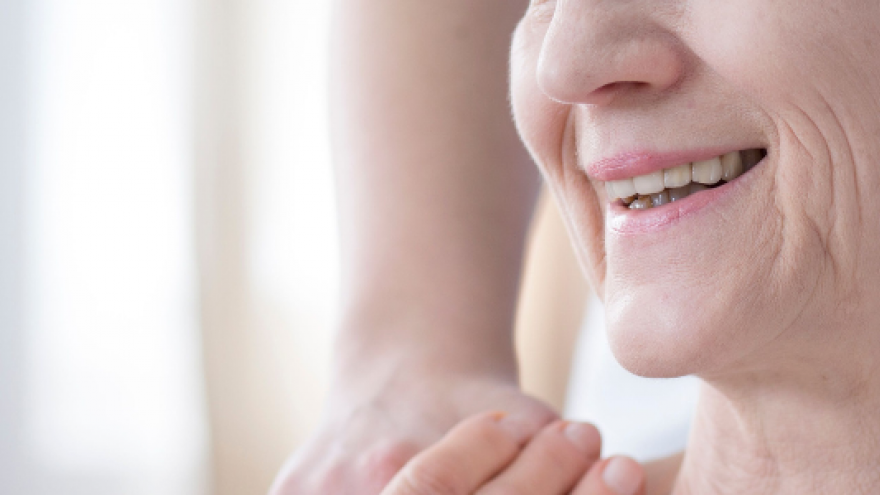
[684,0,772,80]
[510,23,566,175]
[687,0,880,309]
[684,0,829,120]
[511,26,609,295]
[686,0,878,104]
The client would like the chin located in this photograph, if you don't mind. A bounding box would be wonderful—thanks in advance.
[601,276,736,379]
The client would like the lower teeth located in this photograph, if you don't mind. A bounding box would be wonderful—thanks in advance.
[624,183,709,209]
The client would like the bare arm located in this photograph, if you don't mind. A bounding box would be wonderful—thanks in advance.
[269,3,667,494]
[331,0,539,382]
[270,2,556,494]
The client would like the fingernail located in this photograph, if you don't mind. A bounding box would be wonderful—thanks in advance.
[563,422,600,456]
[602,457,643,495]
[494,413,533,446]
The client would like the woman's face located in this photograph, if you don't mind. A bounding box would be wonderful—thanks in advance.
[511,0,880,377]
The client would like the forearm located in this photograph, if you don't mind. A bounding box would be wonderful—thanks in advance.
[331,0,538,379]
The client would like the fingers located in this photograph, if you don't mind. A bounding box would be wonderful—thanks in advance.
[380,411,539,495]
[573,456,646,495]
[476,421,601,495]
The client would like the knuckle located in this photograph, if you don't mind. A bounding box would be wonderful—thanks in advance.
[359,441,420,487]
[399,458,468,495]
[535,433,589,474]
[468,418,510,450]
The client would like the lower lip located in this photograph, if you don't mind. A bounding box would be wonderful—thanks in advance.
[606,165,759,235]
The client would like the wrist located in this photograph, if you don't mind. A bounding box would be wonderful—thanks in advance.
[326,331,519,413]
[332,316,518,377]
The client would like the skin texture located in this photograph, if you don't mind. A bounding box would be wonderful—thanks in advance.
[510,0,880,493]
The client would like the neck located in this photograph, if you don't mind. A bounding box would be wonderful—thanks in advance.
[674,337,880,494]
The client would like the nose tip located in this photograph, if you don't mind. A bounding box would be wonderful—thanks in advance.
[536,14,685,105]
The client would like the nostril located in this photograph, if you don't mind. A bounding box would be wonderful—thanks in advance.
[600,82,641,91]
[596,82,621,93]
[594,81,646,95]
[581,81,649,106]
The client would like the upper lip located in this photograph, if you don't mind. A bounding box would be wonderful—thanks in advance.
[583,147,752,182]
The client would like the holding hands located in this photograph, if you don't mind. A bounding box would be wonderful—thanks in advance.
[382,412,647,495]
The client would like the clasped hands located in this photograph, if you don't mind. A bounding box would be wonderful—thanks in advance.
[381,411,646,495]
[268,378,677,495]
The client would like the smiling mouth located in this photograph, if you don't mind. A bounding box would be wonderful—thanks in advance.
[604,149,767,209]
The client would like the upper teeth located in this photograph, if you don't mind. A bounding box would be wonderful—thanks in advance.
[605,150,759,202]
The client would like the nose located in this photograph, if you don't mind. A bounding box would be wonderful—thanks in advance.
[536,1,686,106]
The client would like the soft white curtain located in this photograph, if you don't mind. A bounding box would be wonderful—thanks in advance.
[0,0,28,492]
[193,0,338,493]
[2,0,339,493]
[3,0,207,493]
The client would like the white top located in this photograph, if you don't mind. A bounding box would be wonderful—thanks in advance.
[565,296,700,462]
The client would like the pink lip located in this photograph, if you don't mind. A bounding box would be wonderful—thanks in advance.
[584,148,739,182]
[606,156,763,235]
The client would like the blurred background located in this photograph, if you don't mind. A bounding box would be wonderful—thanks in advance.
[0,0,588,494]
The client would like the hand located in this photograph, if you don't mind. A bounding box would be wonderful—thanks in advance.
[381,412,674,495]
[269,375,558,495]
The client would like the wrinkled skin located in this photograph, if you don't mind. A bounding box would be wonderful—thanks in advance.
[511,0,880,378]
[511,0,880,493]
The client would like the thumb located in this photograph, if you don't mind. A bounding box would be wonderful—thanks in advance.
[573,456,646,495]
